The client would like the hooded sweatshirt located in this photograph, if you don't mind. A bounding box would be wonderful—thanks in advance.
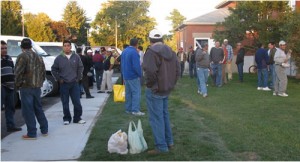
[143,42,180,96]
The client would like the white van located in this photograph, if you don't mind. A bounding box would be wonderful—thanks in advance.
[36,42,77,56]
[0,36,56,98]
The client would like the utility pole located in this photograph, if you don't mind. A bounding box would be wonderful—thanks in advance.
[22,9,24,37]
[115,17,118,48]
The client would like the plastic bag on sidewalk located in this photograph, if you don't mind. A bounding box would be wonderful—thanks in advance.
[107,129,128,154]
[113,84,125,102]
[128,119,148,154]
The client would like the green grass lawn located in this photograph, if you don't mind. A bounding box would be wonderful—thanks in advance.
[80,74,300,161]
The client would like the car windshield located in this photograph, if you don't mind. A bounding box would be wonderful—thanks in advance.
[7,39,48,57]
[40,46,63,56]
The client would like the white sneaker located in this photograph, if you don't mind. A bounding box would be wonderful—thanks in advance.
[63,121,70,125]
[257,87,263,90]
[273,92,277,96]
[197,90,202,95]
[76,120,86,124]
[278,93,288,97]
[203,94,208,98]
[262,87,271,91]
[132,111,145,116]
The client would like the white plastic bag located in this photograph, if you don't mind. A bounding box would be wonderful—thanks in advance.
[128,120,148,154]
[107,129,128,154]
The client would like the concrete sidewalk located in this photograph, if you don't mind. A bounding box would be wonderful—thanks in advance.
[1,77,118,161]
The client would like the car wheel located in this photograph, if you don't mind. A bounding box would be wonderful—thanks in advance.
[46,75,59,96]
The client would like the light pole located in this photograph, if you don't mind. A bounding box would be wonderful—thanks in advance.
[22,9,24,37]
[115,17,118,48]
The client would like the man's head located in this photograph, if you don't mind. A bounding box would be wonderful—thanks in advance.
[138,46,143,51]
[178,47,183,52]
[257,42,263,48]
[21,38,32,49]
[87,49,93,56]
[107,48,113,55]
[63,40,72,54]
[1,40,7,56]
[215,41,220,48]
[202,43,208,51]
[268,41,275,49]
[189,46,193,52]
[149,29,163,44]
[223,39,228,45]
[279,40,286,50]
[76,47,82,55]
[130,38,138,47]
[236,42,242,49]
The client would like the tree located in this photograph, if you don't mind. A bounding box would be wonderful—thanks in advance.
[24,13,56,42]
[91,1,156,48]
[1,1,22,35]
[213,1,292,49]
[166,9,186,34]
[62,1,88,45]
[50,21,70,42]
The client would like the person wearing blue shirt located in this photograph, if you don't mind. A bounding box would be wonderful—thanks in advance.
[255,43,271,91]
[121,38,144,116]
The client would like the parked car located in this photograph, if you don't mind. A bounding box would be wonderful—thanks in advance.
[35,42,77,56]
[0,35,53,106]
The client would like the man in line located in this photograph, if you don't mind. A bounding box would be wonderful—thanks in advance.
[137,46,145,85]
[187,46,197,78]
[210,41,224,87]
[78,48,94,98]
[93,49,104,90]
[267,41,277,89]
[1,40,22,132]
[195,43,210,98]
[98,48,115,93]
[143,29,180,154]
[176,47,186,78]
[223,39,233,80]
[274,40,292,97]
[255,43,271,91]
[51,40,86,125]
[121,38,144,116]
[236,43,245,83]
[15,38,48,139]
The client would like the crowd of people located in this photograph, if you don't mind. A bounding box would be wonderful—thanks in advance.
[1,29,292,154]
[176,39,292,98]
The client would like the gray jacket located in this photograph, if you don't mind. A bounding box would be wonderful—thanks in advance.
[51,53,83,83]
[195,48,210,68]
[210,47,224,64]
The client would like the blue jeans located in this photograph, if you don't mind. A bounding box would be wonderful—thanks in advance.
[124,78,141,113]
[95,69,103,90]
[180,61,185,77]
[189,63,197,78]
[60,82,83,122]
[197,68,209,95]
[211,63,222,86]
[145,88,173,152]
[257,68,268,87]
[269,64,276,88]
[20,88,48,137]
[237,63,244,82]
[1,86,16,129]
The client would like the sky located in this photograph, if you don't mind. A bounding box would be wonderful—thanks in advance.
[20,0,222,34]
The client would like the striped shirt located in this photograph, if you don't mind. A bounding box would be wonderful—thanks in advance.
[1,55,15,90]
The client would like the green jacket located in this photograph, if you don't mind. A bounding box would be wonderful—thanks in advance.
[15,49,45,89]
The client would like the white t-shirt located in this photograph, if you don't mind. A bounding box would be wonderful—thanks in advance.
[66,54,71,59]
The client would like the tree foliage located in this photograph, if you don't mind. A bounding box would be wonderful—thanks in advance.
[50,21,70,42]
[62,1,89,45]
[213,1,291,48]
[166,9,186,34]
[91,1,156,48]
[24,13,55,42]
[1,1,22,35]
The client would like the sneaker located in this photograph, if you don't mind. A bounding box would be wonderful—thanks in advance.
[278,93,288,97]
[203,94,208,98]
[22,135,37,140]
[273,92,277,96]
[106,91,112,94]
[262,87,271,91]
[7,127,22,132]
[74,120,86,124]
[42,133,48,137]
[147,149,162,155]
[86,95,95,98]
[63,121,70,125]
[97,91,105,93]
[132,111,145,116]
[257,87,263,90]
[197,90,202,95]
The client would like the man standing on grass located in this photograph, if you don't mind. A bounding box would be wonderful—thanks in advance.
[210,41,224,87]
[121,38,144,116]
[255,43,271,91]
[143,29,180,154]
[223,39,233,81]
[15,38,48,139]
[267,41,277,89]
[274,40,292,97]
[236,42,245,83]
[51,40,86,125]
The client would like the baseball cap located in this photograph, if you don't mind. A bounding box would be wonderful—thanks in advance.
[107,48,113,52]
[279,40,286,45]
[87,49,93,53]
[223,39,228,42]
[149,29,163,39]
